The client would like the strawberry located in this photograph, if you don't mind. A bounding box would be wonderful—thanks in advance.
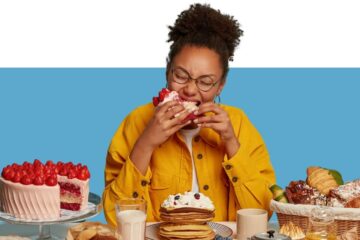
[4,169,15,181]
[43,167,52,176]
[159,89,168,101]
[33,176,45,185]
[59,167,68,176]
[12,172,22,183]
[45,176,57,186]
[56,161,64,169]
[182,112,198,123]
[67,169,77,179]
[81,166,90,178]
[33,159,42,167]
[11,163,20,170]
[21,175,33,185]
[34,164,44,173]
[64,162,74,169]
[1,166,11,179]
[76,171,87,180]
[22,161,32,170]
[45,160,54,167]
[152,97,159,106]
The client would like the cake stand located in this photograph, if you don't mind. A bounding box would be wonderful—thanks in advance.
[0,192,102,240]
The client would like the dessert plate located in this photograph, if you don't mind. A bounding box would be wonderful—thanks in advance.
[146,222,233,240]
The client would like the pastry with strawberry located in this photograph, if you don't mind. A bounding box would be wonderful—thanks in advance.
[153,88,200,121]
[0,159,90,220]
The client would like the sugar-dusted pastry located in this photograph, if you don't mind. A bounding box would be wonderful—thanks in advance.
[306,166,343,195]
[279,221,305,240]
[66,222,118,240]
[328,179,360,208]
[285,180,327,205]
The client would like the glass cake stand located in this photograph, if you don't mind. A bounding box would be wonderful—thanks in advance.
[0,192,102,240]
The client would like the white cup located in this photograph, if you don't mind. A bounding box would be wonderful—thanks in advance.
[236,208,268,240]
[115,198,147,240]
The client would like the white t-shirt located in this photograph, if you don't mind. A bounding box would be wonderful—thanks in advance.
[180,127,200,193]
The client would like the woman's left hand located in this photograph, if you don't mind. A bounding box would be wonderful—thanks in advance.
[194,102,240,158]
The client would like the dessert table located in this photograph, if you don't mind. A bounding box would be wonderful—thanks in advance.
[0,221,278,239]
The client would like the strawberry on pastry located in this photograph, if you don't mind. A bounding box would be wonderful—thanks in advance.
[153,88,199,121]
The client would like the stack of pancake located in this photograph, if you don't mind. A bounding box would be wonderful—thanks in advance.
[158,192,215,240]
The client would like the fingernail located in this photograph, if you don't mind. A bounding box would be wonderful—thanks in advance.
[193,119,198,123]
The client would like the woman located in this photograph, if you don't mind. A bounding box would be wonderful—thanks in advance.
[103,3,276,226]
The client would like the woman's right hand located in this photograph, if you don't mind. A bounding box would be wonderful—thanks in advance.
[138,100,191,150]
[130,100,190,174]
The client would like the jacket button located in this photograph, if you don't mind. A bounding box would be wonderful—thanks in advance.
[232,177,238,183]
[197,154,203,159]
[203,185,209,190]
[194,136,200,142]
[225,164,232,170]
[141,180,147,186]
[132,191,139,198]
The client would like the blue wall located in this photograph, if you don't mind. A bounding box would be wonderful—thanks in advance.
[1,68,359,223]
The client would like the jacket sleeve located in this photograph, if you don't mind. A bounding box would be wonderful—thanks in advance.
[222,110,276,217]
[102,112,154,227]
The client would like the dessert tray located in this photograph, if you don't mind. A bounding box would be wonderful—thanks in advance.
[0,192,102,239]
[145,222,233,240]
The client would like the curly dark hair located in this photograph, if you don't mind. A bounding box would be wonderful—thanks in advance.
[166,3,243,81]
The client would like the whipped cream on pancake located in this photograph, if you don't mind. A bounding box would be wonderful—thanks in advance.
[161,192,214,211]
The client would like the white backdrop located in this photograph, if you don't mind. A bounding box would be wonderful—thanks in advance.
[0,0,359,67]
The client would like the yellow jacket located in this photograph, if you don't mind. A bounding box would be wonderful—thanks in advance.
[103,103,276,227]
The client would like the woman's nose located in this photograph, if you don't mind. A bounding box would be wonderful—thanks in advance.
[183,79,198,95]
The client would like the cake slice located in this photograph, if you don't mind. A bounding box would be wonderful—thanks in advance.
[57,162,90,211]
[153,88,199,121]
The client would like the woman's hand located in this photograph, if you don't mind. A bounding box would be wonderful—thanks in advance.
[194,102,240,158]
[130,100,191,174]
[140,100,191,149]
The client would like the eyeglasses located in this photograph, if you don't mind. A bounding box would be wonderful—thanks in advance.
[171,68,219,92]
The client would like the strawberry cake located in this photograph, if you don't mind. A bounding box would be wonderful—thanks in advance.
[153,88,199,121]
[0,159,90,220]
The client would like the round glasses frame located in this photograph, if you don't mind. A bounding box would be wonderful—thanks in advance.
[171,68,219,92]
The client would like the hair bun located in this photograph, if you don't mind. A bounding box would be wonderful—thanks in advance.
[168,4,243,60]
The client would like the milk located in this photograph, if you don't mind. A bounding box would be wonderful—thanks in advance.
[117,209,146,240]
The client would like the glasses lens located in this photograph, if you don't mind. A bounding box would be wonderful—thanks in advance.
[172,69,189,84]
[197,76,215,91]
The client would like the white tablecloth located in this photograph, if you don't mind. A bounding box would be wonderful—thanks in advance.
[0,221,278,239]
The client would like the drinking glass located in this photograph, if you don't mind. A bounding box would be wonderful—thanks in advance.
[305,206,336,240]
[115,198,147,240]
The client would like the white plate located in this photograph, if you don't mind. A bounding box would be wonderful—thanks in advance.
[146,222,233,240]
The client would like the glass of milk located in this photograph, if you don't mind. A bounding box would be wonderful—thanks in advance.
[115,198,147,240]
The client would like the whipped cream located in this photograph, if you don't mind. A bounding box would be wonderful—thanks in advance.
[161,192,214,211]
[158,90,198,113]
[159,91,180,105]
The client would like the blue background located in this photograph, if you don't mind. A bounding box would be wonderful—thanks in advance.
[0,68,359,223]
